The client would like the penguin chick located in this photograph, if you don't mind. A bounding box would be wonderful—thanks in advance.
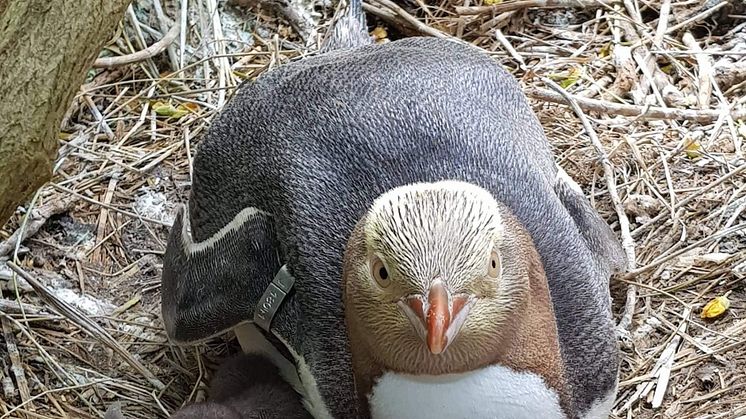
[169,352,312,419]
[170,402,242,419]
[209,353,312,419]
[343,181,571,417]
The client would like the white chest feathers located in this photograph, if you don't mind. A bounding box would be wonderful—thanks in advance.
[369,364,565,419]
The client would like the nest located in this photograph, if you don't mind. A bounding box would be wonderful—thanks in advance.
[1,0,745,418]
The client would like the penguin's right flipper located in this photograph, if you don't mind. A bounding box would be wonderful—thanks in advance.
[553,166,627,276]
[161,205,285,344]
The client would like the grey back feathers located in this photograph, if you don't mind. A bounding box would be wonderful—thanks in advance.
[161,32,624,419]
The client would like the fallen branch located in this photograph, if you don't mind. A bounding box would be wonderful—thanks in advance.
[454,0,618,16]
[618,2,685,107]
[664,1,729,35]
[0,298,45,315]
[0,195,78,258]
[50,183,171,227]
[93,24,180,68]
[651,308,691,409]
[526,87,746,122]
[1,317,33,411]
[631,162,746,238]
[625,222,746,279]
[268,0,318,48]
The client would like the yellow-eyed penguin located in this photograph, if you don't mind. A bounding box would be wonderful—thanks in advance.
[159,0,626,416]
[343,181,612,419]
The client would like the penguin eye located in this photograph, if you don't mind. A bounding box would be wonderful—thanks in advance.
[488,251,501,278]
[371,256,391,288]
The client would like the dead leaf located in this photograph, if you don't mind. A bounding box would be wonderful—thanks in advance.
[483,0,503,4]
[684,138,702,159]
[700,295,730,320]
[599,43,612,59]
[152,101,196,119]
[624,194,660,220]
[371,26,389,44]
[677,251,732,266]
[549,66,583,89]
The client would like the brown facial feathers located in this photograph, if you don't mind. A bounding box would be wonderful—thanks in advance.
[342,187,572,416]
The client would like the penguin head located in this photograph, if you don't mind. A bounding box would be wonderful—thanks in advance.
[343,180,532,373]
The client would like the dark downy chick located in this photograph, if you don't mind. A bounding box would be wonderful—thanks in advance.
[208,352,312,419]
[108,352,311,418]
[170,402,242,419]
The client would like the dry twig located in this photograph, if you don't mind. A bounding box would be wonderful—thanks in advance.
[527,87,746,122]
[454,0,619,16]
[0,196,78,258]
[94,24,181,68]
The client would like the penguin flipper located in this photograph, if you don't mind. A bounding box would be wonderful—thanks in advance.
[161,205,284,344]
[553,166,627,276]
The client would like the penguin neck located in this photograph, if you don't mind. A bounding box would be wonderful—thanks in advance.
[494,247,572,414]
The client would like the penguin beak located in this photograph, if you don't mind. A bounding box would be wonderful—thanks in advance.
[398,280,475,355]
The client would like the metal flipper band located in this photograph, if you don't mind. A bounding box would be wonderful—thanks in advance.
[253,265,294,332]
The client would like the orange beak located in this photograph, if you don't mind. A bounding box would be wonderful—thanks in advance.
[400,281,473,355]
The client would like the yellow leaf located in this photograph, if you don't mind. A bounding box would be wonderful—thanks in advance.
[484,0,502,4]
[152,101,195,119]
[599,43,612,59]
[700,296,730,319]
[660,64,673,74]
[371,26,387,39]
[371,26,389,44]
[684,139,702,159]
[550,66,583,89]
[185,102,200,111]
[152,101,177,117]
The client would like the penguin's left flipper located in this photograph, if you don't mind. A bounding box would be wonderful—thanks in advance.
[553,166,627,276]
[161,205,284,344]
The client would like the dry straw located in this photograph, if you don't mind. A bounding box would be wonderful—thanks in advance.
[1,0,745,417]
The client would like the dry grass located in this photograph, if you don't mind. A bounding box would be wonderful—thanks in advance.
[1,0,745,418]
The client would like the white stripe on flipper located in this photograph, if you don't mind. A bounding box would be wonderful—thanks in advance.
[178,205,272,257]
[555,164,584,195]
[273,333,335,419]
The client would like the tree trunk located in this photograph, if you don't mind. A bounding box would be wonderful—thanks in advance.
[0,0,131,227]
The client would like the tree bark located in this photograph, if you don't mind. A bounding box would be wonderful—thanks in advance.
[0,0,131,227]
